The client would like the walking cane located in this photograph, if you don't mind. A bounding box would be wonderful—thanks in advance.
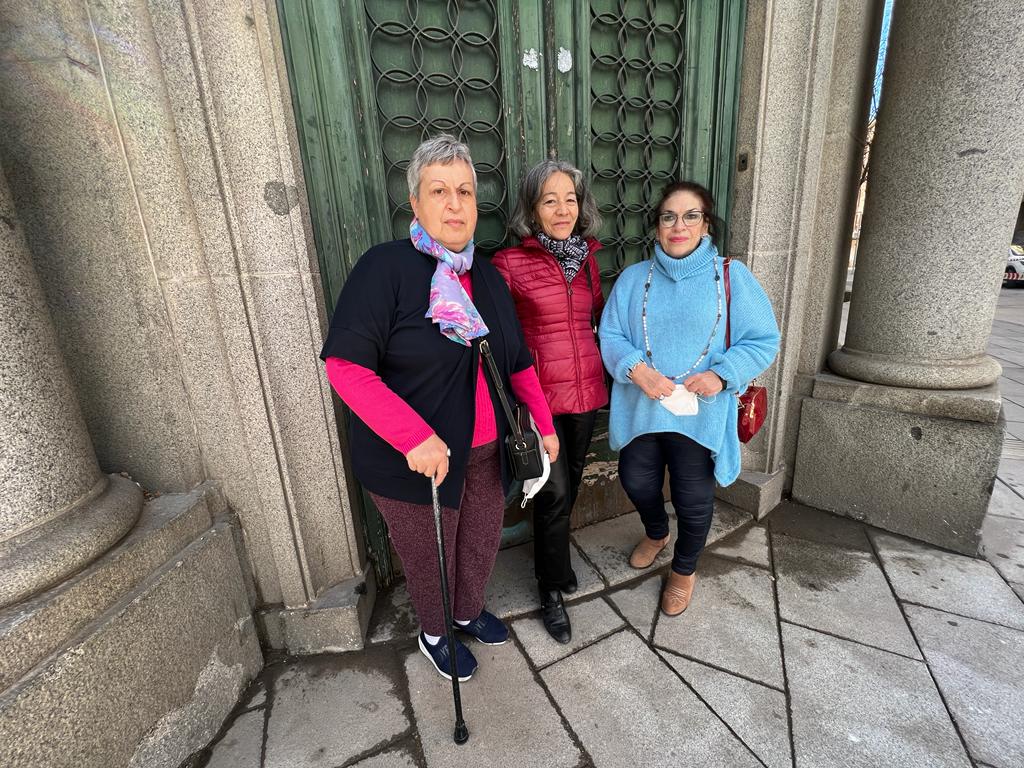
[430,474,470,744]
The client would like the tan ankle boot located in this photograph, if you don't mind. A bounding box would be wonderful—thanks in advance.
[661,572,696,616]
[629,535,670,569]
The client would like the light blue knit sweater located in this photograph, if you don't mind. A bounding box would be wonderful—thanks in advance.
[599,236,780,486]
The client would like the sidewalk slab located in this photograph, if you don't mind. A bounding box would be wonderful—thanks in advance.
[706,524,771,569]
[264,652,409,768]
[511,595,624,669]
[988,479,1024,520]
[906,605,1024,768]
[541,631,761,768]
[783,623,971,768]
[205,710,263,768]
[1000,457,1024,498]
[404,640,579,768]
[870,532,1024,630]
[773,534,920,658]
[606,575,662,641]
[368,584,418,644]
[982,513,1024,588]
[653,555,784,689]
[351,747,419,768]
[766,501,872,551]
[663,653,791,768]
[484,540,603,620]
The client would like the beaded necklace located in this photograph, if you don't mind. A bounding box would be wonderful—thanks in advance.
[640,255,723,381]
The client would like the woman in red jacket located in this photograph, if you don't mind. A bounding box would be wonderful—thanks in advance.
[494,160,607,643]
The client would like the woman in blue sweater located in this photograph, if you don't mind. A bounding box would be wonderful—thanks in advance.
[599,181,780,616]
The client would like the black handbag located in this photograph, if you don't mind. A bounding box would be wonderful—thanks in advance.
[479,339,544,481]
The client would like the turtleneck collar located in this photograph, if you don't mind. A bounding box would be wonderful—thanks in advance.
[653,235,717,282]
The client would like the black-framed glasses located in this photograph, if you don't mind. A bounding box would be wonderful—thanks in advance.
[658,210,705,228]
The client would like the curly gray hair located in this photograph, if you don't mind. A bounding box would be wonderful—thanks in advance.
[406,134,477,199]
[509,160,603,239]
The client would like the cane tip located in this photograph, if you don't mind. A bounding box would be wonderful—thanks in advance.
[453,722,469,744]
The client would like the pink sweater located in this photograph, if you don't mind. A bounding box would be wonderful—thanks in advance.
[325,272,554,456]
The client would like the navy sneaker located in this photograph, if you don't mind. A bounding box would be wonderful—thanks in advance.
[455,609,509,645]
[418,632,478,682]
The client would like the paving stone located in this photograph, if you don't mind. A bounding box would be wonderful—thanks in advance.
[351,746,419,768]
[773,534,920,658]
[1012,582,1024,602]
[511,595,624,668]
[484,540,603,619]
[405,640,579,768]
[653,555,784,689]
[706,524,770,569]
[542,631,760,768]
[241,679,267,709]
[783,623,971,768]
[906,605,1024,768]
[870,532,1024,630]
[663,653,791,768]
[999,457,1024,498]
[606,574,662,641]
[368,582,419,644]
[982,513,1024,586]
[766,500,872,551]
[988,479,1024,520]
[264,651,409,768]
[205,710,263,768]
[573,503,750,587]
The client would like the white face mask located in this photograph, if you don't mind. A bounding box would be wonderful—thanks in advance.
[659,385,699,416]
[521,417,552,507]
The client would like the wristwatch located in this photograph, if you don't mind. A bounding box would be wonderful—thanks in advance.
[712,371,728,389]
[626,361,645,380]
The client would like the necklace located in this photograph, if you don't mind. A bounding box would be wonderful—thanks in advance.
[641,256,722,381]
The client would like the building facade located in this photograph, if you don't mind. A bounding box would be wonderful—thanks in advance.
[1,1,1021,765]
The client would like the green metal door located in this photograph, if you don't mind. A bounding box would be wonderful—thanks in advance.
[277,0,746,586]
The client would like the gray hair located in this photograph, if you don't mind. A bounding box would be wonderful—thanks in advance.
[406,134,477,199]
[509,159,603,239]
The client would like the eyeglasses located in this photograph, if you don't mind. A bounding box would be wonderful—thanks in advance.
[658,210,705,228]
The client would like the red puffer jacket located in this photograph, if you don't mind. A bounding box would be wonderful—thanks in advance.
[493,237,609,416]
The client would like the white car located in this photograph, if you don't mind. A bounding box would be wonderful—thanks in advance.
[1006,240,1024,288]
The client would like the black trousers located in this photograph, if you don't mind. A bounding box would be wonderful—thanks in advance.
[618,432,715,576]
[533,410,598,592]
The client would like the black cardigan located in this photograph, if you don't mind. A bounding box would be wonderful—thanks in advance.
[320,238,532,509]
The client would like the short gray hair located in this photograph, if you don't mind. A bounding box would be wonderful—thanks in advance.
[509,160,603,239]
[406,134,477,199]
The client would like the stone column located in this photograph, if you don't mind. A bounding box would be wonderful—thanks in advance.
[793,0,1024,554]
[0,169,141,609]
[828,0,1024,389]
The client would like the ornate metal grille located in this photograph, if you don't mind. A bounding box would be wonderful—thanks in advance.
[589,1,686,277]
[365,0,509,251]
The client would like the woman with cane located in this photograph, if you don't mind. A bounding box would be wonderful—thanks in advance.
[320,135,558,684]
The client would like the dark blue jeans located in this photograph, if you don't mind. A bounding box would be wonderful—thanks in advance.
[618,432,715,575]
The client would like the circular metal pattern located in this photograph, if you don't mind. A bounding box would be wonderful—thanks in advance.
[590,0,685,278]
[366,0,509,251]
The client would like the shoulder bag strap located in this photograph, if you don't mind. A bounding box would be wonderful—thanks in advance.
[479,339,524,441]
[723,258,732,350]
[582,258,598,334]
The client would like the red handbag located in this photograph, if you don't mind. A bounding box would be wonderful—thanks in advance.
[724,259,768,444]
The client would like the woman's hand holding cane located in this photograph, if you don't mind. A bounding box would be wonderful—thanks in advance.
[407,434,449,485]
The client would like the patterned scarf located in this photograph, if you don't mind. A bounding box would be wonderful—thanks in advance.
[411,218,489,346]
[536,231,590,282]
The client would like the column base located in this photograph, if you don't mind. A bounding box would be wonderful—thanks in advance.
[828,346,1002,390]
[791,373,1004,555]
[716,468,787,520]
[258,572,377,655]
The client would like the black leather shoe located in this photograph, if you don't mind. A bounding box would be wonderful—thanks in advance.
[562,569,579,594]
[540,590,572,644]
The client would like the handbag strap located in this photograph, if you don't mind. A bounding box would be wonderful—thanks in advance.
[724,257,732,350]
[582,257,598,334]
[479,339,525,442]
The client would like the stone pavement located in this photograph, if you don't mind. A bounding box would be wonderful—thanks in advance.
[188,288,1024,768]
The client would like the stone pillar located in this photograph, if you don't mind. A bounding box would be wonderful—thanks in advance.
[792,0,1024,554]
[828,0,1023,388]
[0,169,141,609]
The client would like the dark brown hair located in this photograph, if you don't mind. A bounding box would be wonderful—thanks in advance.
[648,181,724,245]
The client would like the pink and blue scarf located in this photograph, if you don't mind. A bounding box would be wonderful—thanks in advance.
[411,218,489,346]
